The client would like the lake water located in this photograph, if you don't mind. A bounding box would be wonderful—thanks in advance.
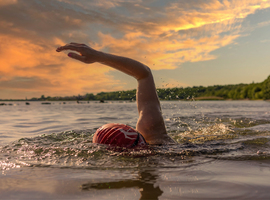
[1,100,270,199]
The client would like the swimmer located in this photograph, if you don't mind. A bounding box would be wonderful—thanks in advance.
[56,43,175,147]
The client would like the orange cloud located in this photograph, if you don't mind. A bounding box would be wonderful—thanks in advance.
[0,34,123,98]
[97,30,240,70]
[1,0,270,99]
[94,0,269,71]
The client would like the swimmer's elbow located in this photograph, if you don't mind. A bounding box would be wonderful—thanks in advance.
[137,65,152,80]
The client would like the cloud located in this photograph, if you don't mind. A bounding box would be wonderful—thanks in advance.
[260,39,270,43]
[86,0,269,70]
[258,20,270,27]
[0,0,17,6]
[0,33,122,98]
[1,0,270,98]
[0,0,85,40]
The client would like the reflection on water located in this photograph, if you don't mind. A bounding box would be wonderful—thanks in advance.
[1,101,270,199]
[81,170,163,200]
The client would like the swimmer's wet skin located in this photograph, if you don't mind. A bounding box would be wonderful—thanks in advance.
[56,43,176,146]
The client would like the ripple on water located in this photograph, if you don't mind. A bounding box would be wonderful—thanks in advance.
[1,112,270,171]
[1,101,270,199]
[159,158,270,199]
[0,133,258,171]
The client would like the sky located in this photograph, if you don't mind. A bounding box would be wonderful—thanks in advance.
[1,0,270,99]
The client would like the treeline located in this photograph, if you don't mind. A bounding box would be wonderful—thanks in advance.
[89,75,270,101]
[2,75,269,101]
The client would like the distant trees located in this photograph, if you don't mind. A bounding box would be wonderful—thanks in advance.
[85,93,95,100]
[89,78,269,101]
[95,90,136,101]
[262,75,270,100]
[24,75,270,101]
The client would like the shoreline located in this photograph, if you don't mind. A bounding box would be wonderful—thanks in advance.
[0,99,269,101]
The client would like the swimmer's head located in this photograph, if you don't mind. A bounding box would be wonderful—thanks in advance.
[93,123,147,148]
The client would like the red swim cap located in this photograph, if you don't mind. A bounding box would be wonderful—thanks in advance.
[93,123,147,148]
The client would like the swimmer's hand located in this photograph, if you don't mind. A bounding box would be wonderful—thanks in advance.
[56,43,101,64]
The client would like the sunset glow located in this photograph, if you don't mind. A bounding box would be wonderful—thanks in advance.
[1,0,270,99]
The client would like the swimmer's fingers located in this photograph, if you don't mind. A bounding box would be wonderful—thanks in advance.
[56,43,98,64]
[67,52,87,63]
[56,43,84,52]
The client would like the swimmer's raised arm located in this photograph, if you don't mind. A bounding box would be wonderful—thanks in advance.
[56,43,150,80]
[56,43,175,145]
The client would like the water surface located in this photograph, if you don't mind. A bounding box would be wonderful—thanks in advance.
[1,101,270,199]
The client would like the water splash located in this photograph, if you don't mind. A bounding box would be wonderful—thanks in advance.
[1,113,270,171]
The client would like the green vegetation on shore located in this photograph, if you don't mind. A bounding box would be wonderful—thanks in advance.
[1,75,270,101]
